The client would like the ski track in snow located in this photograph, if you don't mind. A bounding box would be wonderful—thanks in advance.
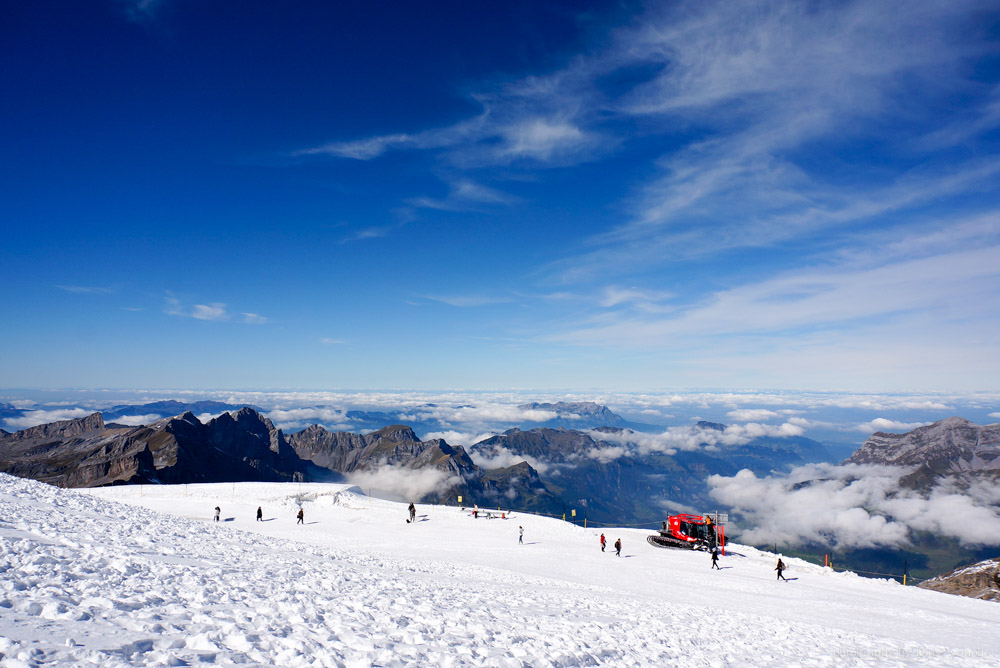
[0,475,997,667]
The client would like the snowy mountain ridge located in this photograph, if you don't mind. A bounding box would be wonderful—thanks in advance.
[2,473,999,666]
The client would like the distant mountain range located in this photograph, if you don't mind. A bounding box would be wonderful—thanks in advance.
[311,400,663,435]
[4,407,997,582]
[1,405,835,526]
[515,401,662,432]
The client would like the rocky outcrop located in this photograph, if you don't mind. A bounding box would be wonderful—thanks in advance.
[846,417,1000,489]
[4,412,107,441]
[0,409,304,487]
[919,557,1000,602]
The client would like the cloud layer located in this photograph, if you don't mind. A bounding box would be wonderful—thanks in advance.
[709,463,1000,549]
[345,464,462,503]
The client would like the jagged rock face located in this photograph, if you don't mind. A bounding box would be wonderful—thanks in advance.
[287,424,481,480]
[3,412,107,442]
[919,557,1000,602]
[477,428,604,463]
[0,409,304,487]
[846,417,1000,488]
[0,412,152,487]
[287,423,558,509]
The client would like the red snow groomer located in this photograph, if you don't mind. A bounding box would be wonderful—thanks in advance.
[647,514,725,552]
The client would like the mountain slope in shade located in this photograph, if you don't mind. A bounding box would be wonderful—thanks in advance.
[287,423,558,510]
[0,409,304,487]
[471,426,833,524]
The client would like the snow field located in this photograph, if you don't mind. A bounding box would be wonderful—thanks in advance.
[0,474,997,667]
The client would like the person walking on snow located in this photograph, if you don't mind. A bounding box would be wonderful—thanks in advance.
[711,548,720,569]
[600,533,606,552]
[297,508,304,525]
[775,558,788,581]
[408,502,416,523]
[256,506,263,522]
[614,538,622,557]
[214,506,220,522]
[519,526,524,544]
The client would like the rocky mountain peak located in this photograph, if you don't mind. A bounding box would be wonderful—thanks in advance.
[231,406,278,433]
[371,425,420,443]
[176,411,202,426]
[846,417,1000,487]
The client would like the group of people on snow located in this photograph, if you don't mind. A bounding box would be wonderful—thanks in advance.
[598,533,622,556]
[212,501,790,580]
[210,505,303,523]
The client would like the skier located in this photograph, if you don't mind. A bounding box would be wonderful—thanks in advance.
[214,506,220,522]
[408,502,416,523]
[711,547,720,570]
[256,506,263,522]
[519,525,524,544]
[775,558,788,581]
[297,508,304,525]
[600,533,606,552]
[614,538,622,557]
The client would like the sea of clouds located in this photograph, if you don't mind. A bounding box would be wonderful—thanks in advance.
[708,463,1000,549]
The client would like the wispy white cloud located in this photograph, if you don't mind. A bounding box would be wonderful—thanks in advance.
[320,338,347,345]
[165,295,269,324]
[242,313,269,325]
[55,285,113,295]
[420,294,514,308]
[548,231,1000,381]
[296,133,416,160]
[597,286,675,311]
[405,180,517,214]
[338,224,401,244]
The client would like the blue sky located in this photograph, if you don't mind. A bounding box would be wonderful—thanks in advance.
[3,0,1000,391]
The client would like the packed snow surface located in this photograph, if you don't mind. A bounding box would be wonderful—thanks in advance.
[2,475,999,667]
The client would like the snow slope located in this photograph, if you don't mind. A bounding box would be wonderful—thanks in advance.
[1,474,998,667]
